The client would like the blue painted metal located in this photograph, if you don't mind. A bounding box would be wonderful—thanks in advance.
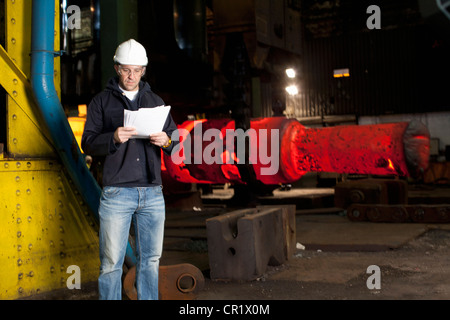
[30,0,137,265]
[30,0,101,220]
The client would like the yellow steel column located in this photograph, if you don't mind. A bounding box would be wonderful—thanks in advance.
[4,0,55,157]
[0,0,100,299]
[0,160,100,298]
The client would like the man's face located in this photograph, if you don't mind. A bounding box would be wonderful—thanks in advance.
[114,64,145,91]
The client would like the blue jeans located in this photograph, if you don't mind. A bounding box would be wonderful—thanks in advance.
[98,186,165,300]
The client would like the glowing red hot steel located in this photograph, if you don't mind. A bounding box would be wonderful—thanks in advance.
[162,117,430,185]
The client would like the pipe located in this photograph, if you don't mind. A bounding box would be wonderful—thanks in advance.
[30,0,136,265]
[31,0,101,219]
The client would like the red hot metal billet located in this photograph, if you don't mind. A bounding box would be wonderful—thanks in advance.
[164,117,430,185]
[291,121,430,178]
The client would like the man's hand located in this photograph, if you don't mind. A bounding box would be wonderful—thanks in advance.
[149,132,170,148]
[114,127,137,143]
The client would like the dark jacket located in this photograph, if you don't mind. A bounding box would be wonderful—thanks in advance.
[81,77,177,187]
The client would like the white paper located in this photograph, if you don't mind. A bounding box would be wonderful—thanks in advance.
[124,105,171,138]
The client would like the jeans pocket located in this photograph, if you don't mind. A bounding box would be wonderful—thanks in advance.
[102,186,121,198]
[151,185,162,196]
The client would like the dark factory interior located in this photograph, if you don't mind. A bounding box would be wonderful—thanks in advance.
[1,0,450,303]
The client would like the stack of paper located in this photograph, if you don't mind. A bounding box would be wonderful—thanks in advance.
[124,105,171,138]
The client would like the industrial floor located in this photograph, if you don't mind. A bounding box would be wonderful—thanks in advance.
[23,183,450,300]
[196,215,450,300]
[165,185,450,300]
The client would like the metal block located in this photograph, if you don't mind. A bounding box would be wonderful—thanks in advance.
[206,207,285,281]
[382,179,408,204]
[256,204,296,260]
[335,179,408,209]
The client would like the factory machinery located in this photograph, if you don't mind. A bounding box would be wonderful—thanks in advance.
[0,0,431,299]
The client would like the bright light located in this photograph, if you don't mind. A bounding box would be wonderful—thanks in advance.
[78,104,87,117]
[285,85,299,95]
[285,68,296,78]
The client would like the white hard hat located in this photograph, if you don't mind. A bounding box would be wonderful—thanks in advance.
[113,39,148,66]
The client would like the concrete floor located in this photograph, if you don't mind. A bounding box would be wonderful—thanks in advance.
[197,215,450,300]
[163,185,450,300]
[23,184,450,301]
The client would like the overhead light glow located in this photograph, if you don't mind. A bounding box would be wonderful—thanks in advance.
[285,68,296,78]
[285,85,298,95]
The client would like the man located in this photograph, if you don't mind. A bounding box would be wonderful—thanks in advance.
[81,39,177,300]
